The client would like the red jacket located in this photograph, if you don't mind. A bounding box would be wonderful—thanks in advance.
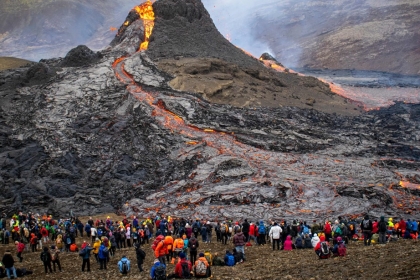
[175,259,192,278]
[314,236,327,251]
[41,227,49,237]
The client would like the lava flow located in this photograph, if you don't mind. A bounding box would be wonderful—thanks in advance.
[136,0,155,51]
[110,3,420,219]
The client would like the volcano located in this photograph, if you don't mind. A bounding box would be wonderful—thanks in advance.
[0,0,419,221]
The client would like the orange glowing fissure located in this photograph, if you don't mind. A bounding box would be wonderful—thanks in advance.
[134,0,155,51]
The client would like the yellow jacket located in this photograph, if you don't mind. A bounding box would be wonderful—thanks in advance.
[93,240,101,254]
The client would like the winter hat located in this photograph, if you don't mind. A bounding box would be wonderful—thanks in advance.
[179,252,186,259]
[43,246,49,251]
[154,259,160,264]
[313,233,317,237]
[14,241,18,245]
[199,252,204,257]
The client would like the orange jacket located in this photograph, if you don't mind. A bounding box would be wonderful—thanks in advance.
[154,240,168,258]
[194,257,209,268]
[173,238,184,250]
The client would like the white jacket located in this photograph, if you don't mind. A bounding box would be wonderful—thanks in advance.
[311,235,320,248]
[269,225,282,239]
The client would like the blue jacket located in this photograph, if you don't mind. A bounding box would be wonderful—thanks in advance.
[82,246,93,260]
[118,257,131,273]
[150,261,166,279]
[412,221,418,232]
[98,244,107,259]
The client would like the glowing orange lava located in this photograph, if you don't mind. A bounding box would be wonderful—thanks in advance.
[134,0,155,51]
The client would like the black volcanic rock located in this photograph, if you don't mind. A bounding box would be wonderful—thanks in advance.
[61,45,103,67]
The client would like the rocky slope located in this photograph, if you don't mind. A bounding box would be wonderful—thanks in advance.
[0,0,419,221]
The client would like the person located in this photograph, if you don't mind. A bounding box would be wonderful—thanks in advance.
[311,233,320,248]
[242,219,250,242]
[154,235,169,265]
[92,238,101,263]
[173,234,184,258]
[212,252,224,266]
[80,242,93,272]
[269,222,282,250]
[295,234,304,249]
[134,243,146,272]
[40,246,53,274]
[194,252,210,278]
[15,241,25,262]
[118,255,131,275]
[150,258,167,280]
[361,215,373,246]
[98,242,108,270]
[377,216,387,244]
[50,245,62,272]
[188,236,199,264]
[171,252,192,279]
[257,221,266,245]
[314,235,331,259]
[164,235,174,264]
[2,250,18,279]
[303,234,313,248]
[232,248,245,263]
[232,228,246,260]
[282,235,294,250]
[224,250,235,266]
[332,236,346,257]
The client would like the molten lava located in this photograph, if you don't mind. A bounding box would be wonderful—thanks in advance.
[134,0,155,51]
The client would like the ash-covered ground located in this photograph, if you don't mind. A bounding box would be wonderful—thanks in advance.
[0,0,419,221]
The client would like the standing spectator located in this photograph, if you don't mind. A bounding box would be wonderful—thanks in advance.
[15,241,25,262]
[232,229,246,260]
[98,243,108,270]
[80,242,93,272]
[92,238,101,263]
[257,221,266,245]
[378,216,388,244]
[361,215,373,246]
[242,219,250,242]
[90,227,97,244]
[40,246,53,274]
[269,222,282,250]
[188,236,199,264]
[134,243,146,272]
[50,245,62,272]
[2,250,17,279]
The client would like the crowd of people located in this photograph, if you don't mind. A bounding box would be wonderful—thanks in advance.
[0,211,418,279]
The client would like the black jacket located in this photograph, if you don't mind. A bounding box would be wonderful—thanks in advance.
[2,253,14,268]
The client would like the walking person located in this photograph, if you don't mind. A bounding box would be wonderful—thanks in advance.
[134,243,146,272]
[15,241,25,262]
[98,242,108,270]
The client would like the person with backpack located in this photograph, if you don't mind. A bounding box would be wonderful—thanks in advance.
[221,222,229,245]
[378,216,388,244]
[361,215,373,246]
[134,243,146,272]
[303,234,313,248]
[224,250,236,266]
[154,234,169,265]
[192,220,200,239]
[14,241,25,262]
[194,252,210,278]
[257,221,266,245]
[50,245,62,272]
[40,246,53,274]
[118,255,131,275]
[150,258,167,280]
[188,236,199,264]
[332,236,346,257]
[98,243,109,270]
[314,235,331,259]
[172,252,192,279]
[295,234,304,249]
[173,234,184,258]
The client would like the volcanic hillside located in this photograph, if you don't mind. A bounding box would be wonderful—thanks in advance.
[0,0,419,222]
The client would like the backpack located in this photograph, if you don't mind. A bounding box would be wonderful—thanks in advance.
[195,260,207,276]
[226,255,235,266]
[303,226,309,234]
[17,243,25,252]
[180,261,191,279]
[152,236,165,251]
[223,224,229,233]
[204,252,212,265]
[78,247,87,257]
[189,239,197,250]
[41,252,50,262]
[98,228,103,236]
[121,260,128,274]
[363,220,370,229]
[192,225,199,233]
[154,263,167,280]
[258,225,266,235]
[337,243,346,256]
[66,237,72,245]
[320,242,330,255]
